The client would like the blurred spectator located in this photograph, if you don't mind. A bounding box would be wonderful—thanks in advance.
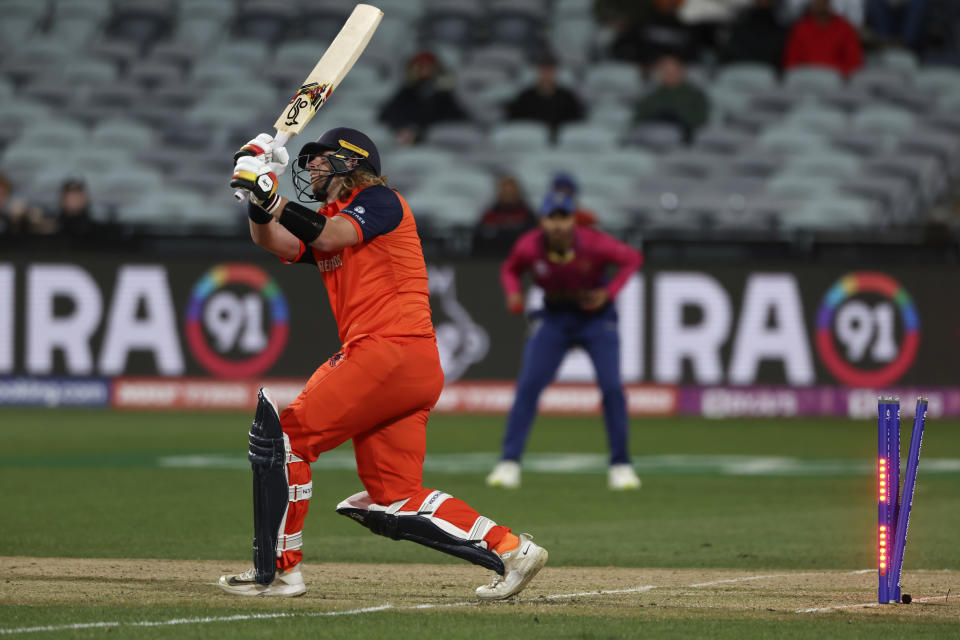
[679,0,754,24]
[610,0,705,67]
[783,0,866,26]
[550,173,598,227]
[0,173,52,236]
[378,50,468,145]
[865,0,929,50]
[784,0,864,75]
[55,178,99,238]
[718,0,789,70]
[472,176,537,255]
[505,52,585,142]
[632,56,710,144]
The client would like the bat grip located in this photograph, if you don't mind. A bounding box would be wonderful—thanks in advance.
[233,132,291,202]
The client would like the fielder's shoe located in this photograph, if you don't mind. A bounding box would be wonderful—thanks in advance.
[486,460,521,489]
[217,566,306,597]
[476,534,548,600]
[608,463,641,490]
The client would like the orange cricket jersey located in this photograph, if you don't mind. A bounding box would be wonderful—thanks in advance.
[286,185,435,344]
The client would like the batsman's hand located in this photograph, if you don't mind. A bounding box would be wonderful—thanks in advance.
[507,293,525,315]
[231,155,279,208]
[234,133,290,176]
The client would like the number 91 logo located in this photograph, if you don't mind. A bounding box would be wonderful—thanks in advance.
[185,264,289,378]
[815,272,920,388]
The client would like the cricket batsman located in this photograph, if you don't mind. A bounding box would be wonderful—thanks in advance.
[217,127,547,598]
[486,191,643,491]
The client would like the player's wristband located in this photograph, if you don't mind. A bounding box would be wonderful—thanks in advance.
[247,201,273,224]
[278,201,326,244]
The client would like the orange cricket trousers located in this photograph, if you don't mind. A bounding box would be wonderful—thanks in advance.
[275,334,511,570]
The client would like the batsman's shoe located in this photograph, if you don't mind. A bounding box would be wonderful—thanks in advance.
[217,566,306,597]
[608,463,641,490]
[486,460,521,489]
[476,534,548,600]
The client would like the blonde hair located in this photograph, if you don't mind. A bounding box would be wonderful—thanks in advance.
[335,169,389,201]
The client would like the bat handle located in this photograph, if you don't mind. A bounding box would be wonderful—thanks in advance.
[233,132,291,202]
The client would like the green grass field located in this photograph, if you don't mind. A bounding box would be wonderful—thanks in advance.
[1,409,958,638]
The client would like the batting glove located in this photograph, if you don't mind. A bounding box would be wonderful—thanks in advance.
[231,155,282,214]
[234,133,290,176]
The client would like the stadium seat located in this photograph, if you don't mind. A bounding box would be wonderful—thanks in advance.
[786,152,861,178]
[105,0,174,48]
[915,66,960,96]
[210,40,271,69]
[713,63,777,93]
[91,119,155,151]
[783,66,843,94]
[126,60,184,89]
[621,123,684,153]
[692,126,752,155]
[490,122,551,152]
[549,17,594,67]
[60,60,118,92]
[20,78,80,110]
[17,119,89,150]
[852,106,916,135]
[419,0,482,45]
[876,48,919,73]
[849,67,907,95]
[0,143,60,188]
[425,171,497,204]
[838,174,916,222]
[583,62,643,103]
[172,18,227,48]
[88,166,164,211]
[404,191,478,227]
[178,0,236,23]
[767,173,839,198]
[586,103,634,130]
[725,152,784,178]
[557,123,620,149]
[85,39,141,69]
[2,0,51,22]
[119,189,208,227]
[657,150,719,180]
[783,106,849,135]
[424,122,487,150]
[233,0,297,42]
[468,46,528,80]
[594,149,658,178]
[779,195,876,230]
[755,127,829,155]
[862,153,944,204]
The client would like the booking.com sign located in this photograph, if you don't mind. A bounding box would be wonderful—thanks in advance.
[184,264,289,378]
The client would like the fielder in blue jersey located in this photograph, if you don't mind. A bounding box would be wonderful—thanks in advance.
[487,192,643,490]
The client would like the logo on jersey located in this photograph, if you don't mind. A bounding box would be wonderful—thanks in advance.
[317,254,342,273]
[184,264,289,378]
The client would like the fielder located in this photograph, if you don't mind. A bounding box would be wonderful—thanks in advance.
[487,192,643,491]
[218,127,547,598]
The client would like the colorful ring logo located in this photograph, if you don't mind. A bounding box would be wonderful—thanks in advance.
[815,272,920,387]
[185,264,289,378]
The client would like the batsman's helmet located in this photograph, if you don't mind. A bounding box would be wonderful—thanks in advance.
[292,127,381,203]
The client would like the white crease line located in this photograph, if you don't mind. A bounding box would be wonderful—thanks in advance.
[797,595,951,614]
[689,574,797,588]
[536,585,657,599]
[0,570,933,634]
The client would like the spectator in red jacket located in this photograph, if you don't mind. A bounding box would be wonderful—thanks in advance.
[784,0,863,76]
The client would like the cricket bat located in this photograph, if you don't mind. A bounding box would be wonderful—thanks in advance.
[233,3,383,200]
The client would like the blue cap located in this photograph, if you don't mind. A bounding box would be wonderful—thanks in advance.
[539,191,575,216]
[552,172,578,194]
